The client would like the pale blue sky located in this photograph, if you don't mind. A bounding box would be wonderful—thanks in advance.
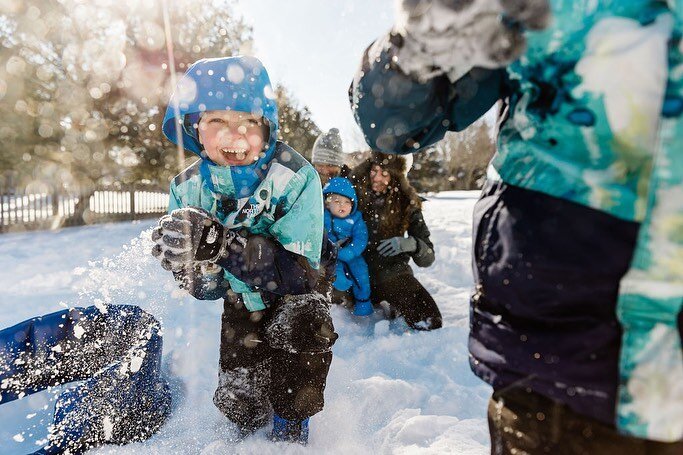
[236,0,395,151]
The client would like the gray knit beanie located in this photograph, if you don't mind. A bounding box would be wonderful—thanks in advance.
[311,128,344,167]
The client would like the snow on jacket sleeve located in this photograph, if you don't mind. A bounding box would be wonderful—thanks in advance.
[338,213,369,262]
[349,34,505,154]
[615,26,683,440]
[407,208,435,268]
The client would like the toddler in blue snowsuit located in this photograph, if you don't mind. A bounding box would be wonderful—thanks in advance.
[323,177,373,316]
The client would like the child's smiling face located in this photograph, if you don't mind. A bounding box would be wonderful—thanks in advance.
[197,110,268,166]
[325,194,353,218]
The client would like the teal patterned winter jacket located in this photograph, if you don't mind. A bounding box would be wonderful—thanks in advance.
[351,0,683,442]
[162,56,324,312]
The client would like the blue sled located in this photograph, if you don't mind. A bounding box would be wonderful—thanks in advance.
[0,305,171,454]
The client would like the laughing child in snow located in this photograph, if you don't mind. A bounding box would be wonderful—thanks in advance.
[151,56,337,444]
[323,177,373,317]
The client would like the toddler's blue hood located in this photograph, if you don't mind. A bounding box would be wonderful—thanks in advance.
[162,56,279,197]
[323,177,358,214]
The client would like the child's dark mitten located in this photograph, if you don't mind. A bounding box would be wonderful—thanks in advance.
[151,207,245,270]
[173,263,228,300]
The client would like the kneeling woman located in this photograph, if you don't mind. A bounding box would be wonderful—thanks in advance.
[349,152,442,330]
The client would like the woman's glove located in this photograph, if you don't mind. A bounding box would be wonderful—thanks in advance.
[151,207,245,270]
[377,236,417,257]
[392,0,551,82]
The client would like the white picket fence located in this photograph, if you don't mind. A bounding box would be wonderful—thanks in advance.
[0,188,169,232]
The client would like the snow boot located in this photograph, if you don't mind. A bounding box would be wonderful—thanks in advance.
[353,299,373,316]
[271,414,309,444]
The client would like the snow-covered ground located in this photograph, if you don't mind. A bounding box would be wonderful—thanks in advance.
[0,191,491,454]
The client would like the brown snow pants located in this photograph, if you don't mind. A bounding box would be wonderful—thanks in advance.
[371,273,442,331]
[488,387,683,455]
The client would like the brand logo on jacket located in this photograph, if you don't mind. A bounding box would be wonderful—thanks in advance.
[234,200,266,224]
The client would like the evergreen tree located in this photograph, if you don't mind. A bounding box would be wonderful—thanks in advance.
[408,118,495,192]
[445,120,495,190]
[409,147,449,193]
[275,85,321,161]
